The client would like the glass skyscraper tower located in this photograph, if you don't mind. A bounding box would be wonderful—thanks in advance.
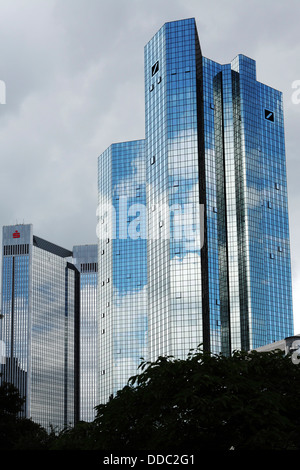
[98,140,148,402]
[72,244,98,422]
[97,18,293,402]
[0,224,80,430]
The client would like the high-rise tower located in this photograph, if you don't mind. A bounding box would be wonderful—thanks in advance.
[0,224,80,430]
[72,244,98,422]
[97,18,293,402]
[97,140,148,403]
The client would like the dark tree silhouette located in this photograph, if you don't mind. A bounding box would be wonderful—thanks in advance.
[90,348,300,451]
[0,380,52,450]
[18,347,300,451]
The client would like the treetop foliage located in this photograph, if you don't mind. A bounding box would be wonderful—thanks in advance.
[2,347,300,450]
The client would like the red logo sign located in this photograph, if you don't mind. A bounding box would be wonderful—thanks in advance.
[13,230,20,239]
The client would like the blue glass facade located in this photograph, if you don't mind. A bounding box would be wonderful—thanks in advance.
[145,19,204,361]
[98,18,293,401]
[0,224,80,430]
[98,140,148,403]
[72,244,98,422]
[206,54,293,351]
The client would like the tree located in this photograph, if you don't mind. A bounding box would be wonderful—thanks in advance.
[50,421,97,450]
[0,380,52,450]
[0,381,24,417]
[89,348,300,451]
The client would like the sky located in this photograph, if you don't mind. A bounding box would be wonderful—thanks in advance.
[0,0,299,332]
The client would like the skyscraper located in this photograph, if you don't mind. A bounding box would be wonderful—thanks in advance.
[72,244,98,422]
[0,224,80,430]
[97,18,293,402]
[97,140,148,403]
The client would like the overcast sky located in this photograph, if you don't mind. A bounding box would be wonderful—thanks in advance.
[0,0,299,332]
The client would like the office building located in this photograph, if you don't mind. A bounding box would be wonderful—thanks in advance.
[98,140,148,402]
[72,244,98,422]
[255,335,300,355]
[0,224,80,430]
[97,18,293,402]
